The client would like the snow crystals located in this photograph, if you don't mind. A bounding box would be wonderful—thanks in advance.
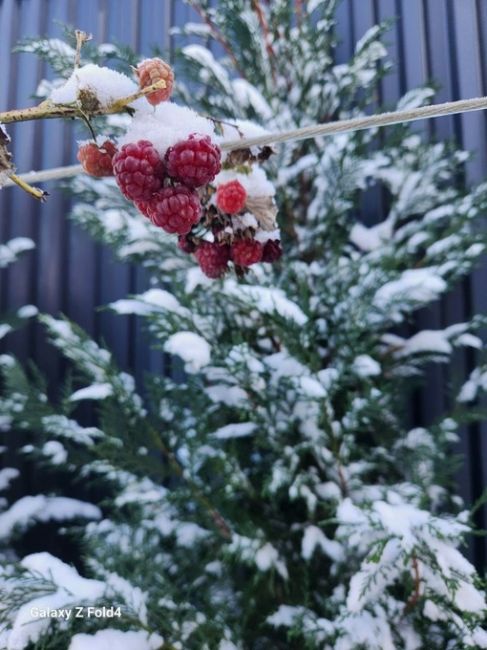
[374,268,447,319]
[229,534,288,580]
[4,553,105,650]
[352,354,381,377]
[301,525,344,562]
[458,367,487,403]
[212,422,257,439]
[0,238,35,269]
[68,630,163,650]
[164,331,211,373]
[0,496,101,540]
[50,64,140,109]
[223,280,307,325]
[117,101,216,158]
[69,382,114,402]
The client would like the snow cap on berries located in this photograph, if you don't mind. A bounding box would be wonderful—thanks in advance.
[195,241,230,279]
[136,58,174,105]
[77,140,117,177]
[148,186,202,235]
[50,64,144,111]
[117,103,216,159]
[216,180,247,214]
[112,140,164,201]
[231,239,263,267]
[165,134,221,188]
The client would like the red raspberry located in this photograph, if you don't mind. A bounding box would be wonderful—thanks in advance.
[165,134,221,188]
[136,58,174,105]
[77,140,117,177]
[195,241,230,279]
[262,239,283,262]
[216,180,247,214]
[134,199,151,218]
[231,239,263,267]
[147,186,202,235]
[178,236,197,254]
[113,140,164,201]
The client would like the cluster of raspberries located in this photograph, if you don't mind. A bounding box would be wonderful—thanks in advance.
[77,57,282,279]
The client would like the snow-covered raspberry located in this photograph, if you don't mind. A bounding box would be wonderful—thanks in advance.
[136,58,174,105]
[216,180,247,214]
[178,235,197,254]
[231,239,263,266]
[112,140,164,201]
[165,134,221,188]
[195,241,230,278]
[262,239,282,263]
[147,186,202,235]
[77,140,117,177]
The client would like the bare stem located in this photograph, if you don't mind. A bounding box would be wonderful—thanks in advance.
[147,427,233,542]
[74,30,92,69]
[0,79,166,126]
[251,0,277,82]
[7,173,47,201]
[404,555,421,613]
[187,1,248,81]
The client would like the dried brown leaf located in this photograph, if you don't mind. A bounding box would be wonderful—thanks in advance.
[246,195,278,231]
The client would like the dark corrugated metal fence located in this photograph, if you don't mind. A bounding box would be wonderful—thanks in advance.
[0,0,486,565]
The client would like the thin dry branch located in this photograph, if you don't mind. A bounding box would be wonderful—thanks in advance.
[7,173,47,201]
[0,79,166,126]
[404,555,421,613]
[4,95,487,196]
[187,1,249,81]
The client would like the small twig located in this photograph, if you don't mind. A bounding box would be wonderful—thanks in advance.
[251,0,277,82]
[199,113,244,138]
[74,30,92,69]
[147,428,233,542]
[0,79,166,126]
[337,463,348,497]
[108,79,166,112]
[295,0,304,27]
[404,555,421,613]
[7,173,47,201]
[187,1,248,81]
[79,111,98,141]
[2,164,83,188]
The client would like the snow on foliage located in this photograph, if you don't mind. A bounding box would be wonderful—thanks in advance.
[458,366,487,403]
[164,331,211,373]
[3,553,106,650]
[69,383,114,401]
[212,422,257,439]
[223,280,308,325]
[2,4,487,649]
[68,630,164,650]
[373,268,447,319]
[0,468,19,492]
[0,496,101,540]
[0,238,35,269]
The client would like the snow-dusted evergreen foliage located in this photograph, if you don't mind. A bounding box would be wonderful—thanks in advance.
[1,1,487,648]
